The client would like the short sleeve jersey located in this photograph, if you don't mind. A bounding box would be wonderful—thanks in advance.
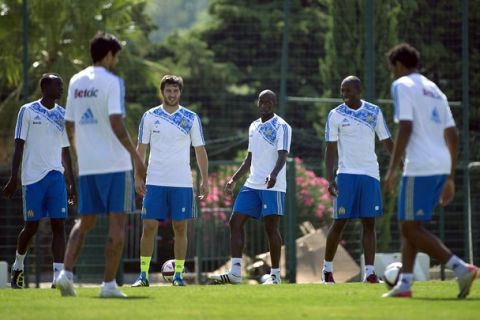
[245,114,292,192]
[65,66,132,176]
[137,105,205,187]
[14,100,69,185]
[391,73,455,176]
[325,100,391,180]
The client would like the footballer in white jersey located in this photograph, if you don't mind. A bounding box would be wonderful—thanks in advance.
[3,74,75,289]
[56,33,146,299]
[322,76,394,284]
[383,43,477,299]
[209,89,291,286]
[132,75,209,287]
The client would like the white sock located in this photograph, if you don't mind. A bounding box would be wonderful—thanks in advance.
[102,280,117,290]
[230,257,242,276]
[323,260,333,273]
[53,263,64,282]
[396,273,413,291]
[445,255,469,278]
[270,268,280,278]
[364,265,375,277]
[12,251,27,271]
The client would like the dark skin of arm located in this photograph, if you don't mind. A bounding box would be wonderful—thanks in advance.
[2,139,24,199]
[224,152,252,196]
[224,150,288,195]
[62,147,77,205]
[385,121,458,205]
[265,150,289,189]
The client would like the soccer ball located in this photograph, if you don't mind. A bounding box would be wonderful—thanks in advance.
[383,262,402,289]
[161,259,175,283]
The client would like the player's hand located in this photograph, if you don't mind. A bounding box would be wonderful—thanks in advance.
[384,169,397,194]
[2,177,18,199]
[439,178,455,206]
[67,184,77,206]
[135,175,146,197]
[224,179,236,196]
[198,180,209,200]
[327,180,338,197]
[265,174,277,189]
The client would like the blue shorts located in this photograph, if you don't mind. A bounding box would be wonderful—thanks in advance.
[397,175,448,221]
[78,171,135,215]
[22,170,67,221]
[333,173,383,219]
[141,185,196,221]
[232,186,285,220]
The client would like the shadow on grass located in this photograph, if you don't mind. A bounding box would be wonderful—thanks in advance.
[92,296,151,300]
[414,297,480,301]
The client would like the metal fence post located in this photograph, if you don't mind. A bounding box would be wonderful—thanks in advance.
[285,158,297,283]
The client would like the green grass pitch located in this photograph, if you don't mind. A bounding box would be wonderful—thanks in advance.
[1,281,478,320]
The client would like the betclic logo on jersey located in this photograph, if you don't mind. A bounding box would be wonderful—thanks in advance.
[74,88,98,98]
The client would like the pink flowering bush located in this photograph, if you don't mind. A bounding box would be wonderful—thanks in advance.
[294,157,333,227]
[196,165,244,225]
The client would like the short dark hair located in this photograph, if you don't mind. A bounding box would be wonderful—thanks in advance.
[160,75,183,91]
[39,73,61,91]
[90,32,122,63]
[387,43,420,69]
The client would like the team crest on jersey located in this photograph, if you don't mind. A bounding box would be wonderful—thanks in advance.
[30,102,65,131]
[151,107,195,134]
[257,117,279,145]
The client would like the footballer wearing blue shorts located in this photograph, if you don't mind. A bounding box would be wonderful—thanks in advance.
[55,32,146,298]
[322,76,394,284]
[3,73,75,289]
[132,75,209,287]
[209,89,292,285]
[384,43,478,298]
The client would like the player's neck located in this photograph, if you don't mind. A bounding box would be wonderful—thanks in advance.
[163,104,180,114]
[261,113,274,123]
[345,99,362,110]
[40,97,55,109]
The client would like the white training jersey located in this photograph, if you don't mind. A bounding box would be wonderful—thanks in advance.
[325,100,391,181]
[245,114,292,192]
[391,73,455,176]
[65,66,132,176]
[14,100,69,185]
[138,105,205,187]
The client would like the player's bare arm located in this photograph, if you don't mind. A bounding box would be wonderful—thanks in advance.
[325,141,338,197]
[134,143,148,196]
[225,152,252,196]
[266,150,288,189]
[440,126,459,205]
[110,114,147,179]
[3,139,25,199]
[194,145,209,200]
[62,147,77,205]
[385,120,412,193]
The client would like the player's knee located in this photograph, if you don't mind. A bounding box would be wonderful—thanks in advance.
[50,220,65,235]
[172,222,187,236]
[24,222,39,235]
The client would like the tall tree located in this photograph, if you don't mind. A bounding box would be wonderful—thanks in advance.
[0,0,160,164]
